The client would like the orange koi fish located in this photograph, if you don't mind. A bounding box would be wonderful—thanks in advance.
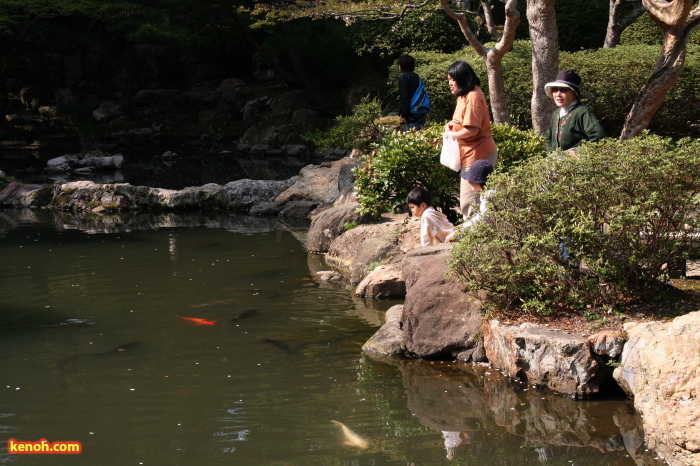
[180,317,217,326]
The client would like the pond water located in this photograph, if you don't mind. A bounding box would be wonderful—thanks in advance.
[0,210,664,465]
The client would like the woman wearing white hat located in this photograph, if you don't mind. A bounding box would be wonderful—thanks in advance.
[544,70,605,152]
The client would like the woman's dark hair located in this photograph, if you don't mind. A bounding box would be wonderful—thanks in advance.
[398,55,415,72]
[447,61,480,96]
[407,187,432,207]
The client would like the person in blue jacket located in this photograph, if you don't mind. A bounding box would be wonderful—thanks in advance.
[398,55,427,131]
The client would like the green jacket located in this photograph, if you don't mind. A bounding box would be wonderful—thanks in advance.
[545,103,605,152]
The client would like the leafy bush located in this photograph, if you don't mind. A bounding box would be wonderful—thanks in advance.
[491,124,546,172]
[450,134,700,316]
[303,98,388,152]
[354,124,459,220]
[405,42,700,138]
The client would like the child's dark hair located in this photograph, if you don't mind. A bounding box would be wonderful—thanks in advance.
[407,187,431,207]
[397,55,415,72]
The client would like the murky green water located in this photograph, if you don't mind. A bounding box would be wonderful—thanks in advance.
[0,210,664,465]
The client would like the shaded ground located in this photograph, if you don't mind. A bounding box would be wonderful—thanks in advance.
[495,261,700,336]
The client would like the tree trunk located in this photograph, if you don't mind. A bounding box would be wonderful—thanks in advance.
[439,0,520,125]
[620,2,700,139]
[604,0,646,48]
[526,0,558,134]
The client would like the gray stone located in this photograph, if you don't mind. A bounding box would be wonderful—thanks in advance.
[279,200,318,219]
[338,163,359,192]
[292,108,318,129]
[174,89,220,109]
[220,178,293,211]
[307,204,362,253]
[400,245,484,359]
[588,330,626,358]
[326,215,405,284]
[276,158,356,204]
[92,101,126,121]
[249,201,286,216]
[281,144,308,157]
[613,312,700,466]
[355,265,405,299]
[0,182,52,208]
[217,78,246,93]
[362,305,405,357]
[46,156,70,169]
[485,321,603,398]
[269,90,308,115]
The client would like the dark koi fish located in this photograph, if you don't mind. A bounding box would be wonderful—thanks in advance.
[231,309,257,322]
[260,337,292,355]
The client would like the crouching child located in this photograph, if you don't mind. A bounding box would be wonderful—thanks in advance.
[407,187,455,246]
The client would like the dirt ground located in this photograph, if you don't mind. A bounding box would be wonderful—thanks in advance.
[495,260,700,337]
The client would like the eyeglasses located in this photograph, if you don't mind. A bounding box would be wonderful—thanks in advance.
[551,87,571,93]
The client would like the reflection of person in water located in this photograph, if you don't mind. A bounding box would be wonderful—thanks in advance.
[442,431,472,459]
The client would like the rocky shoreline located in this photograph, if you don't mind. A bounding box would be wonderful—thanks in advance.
[1,156,699,465]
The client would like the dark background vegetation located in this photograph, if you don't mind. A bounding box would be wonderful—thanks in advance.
[1,1,699,150]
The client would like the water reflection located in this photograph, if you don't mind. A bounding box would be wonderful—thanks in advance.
[0,209,662,465]
[366,357,661,464]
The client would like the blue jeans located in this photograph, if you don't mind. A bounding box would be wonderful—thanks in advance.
[405,115,427,132]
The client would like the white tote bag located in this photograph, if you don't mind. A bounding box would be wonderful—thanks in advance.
[440,132,461,172]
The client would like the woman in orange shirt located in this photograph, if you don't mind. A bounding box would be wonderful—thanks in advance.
[445,61,498,218]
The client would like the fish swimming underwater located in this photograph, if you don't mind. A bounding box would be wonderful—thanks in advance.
[105,341,141,353]
[58,341,141,366]
[180,317,217,326]
[259,337,292,355]
[231,309,257,322]
[190,299,237,308]
[42,318,95,329]
[331,420,369,450]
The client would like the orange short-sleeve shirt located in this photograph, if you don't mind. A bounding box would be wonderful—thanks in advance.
[451,86,497,168]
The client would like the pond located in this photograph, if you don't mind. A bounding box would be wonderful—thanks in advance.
[0,210,664,465]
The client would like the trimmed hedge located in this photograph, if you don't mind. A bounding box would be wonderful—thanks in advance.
[400,42,700,138]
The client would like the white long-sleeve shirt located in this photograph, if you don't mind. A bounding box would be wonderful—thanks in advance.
[420,207,455,246]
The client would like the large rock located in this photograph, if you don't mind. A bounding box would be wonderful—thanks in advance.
[613,312,700,466]
[0,182,53,207]
[0,178,294,213]
[276,158,356,204]
[307,204,363,253]
[400,244,485,359]
[325,217,403,284]
[219,178,295,211]
[362,305,405,356]
[355,264,406,298]
[485,321,603,398]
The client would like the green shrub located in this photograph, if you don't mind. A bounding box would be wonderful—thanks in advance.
[303,98,388,152]
[354,124,459,220]
[449,134,700,316]
[620,14,662,46]
[491,124,546,172]
[405,42,700,138]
